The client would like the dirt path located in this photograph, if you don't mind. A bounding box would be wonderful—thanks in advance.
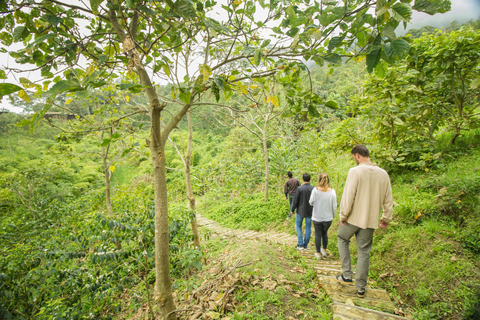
[197,214,409,320]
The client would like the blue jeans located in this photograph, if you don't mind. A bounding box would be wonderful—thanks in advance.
[288,194,295,217]
[296,214,312,248]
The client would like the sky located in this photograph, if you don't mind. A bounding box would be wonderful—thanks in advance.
[398,0,480,35]
[1,0,480,113]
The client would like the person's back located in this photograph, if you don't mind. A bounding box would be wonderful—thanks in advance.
[285,171,300,219]
[310,188,336,222]
[291,173,314,250]
[337,144,393,298]
[294,183,314,217]
[340,163,392,229]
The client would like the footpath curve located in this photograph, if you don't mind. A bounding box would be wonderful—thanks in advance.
[196,214,409,320]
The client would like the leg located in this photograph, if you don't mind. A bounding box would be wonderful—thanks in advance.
[322,221,333,250]
[313,221,322,253]
[354,228,374,292]
[304,217,312,249]
[337,222,359,280]
[288,195,295,217]
[295,214,304,247]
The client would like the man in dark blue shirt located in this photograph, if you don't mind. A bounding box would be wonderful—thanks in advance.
[290,173,314,250]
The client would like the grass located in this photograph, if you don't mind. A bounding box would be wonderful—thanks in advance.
[181,236,334,319]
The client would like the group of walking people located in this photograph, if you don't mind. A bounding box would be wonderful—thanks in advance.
[284,144,393,298]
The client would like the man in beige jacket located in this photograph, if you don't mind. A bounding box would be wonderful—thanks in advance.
[336,144,393,298]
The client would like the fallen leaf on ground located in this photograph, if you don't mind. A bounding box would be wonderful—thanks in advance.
[296,310,304,315]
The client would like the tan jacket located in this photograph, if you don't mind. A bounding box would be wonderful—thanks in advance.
[339,162,393,229]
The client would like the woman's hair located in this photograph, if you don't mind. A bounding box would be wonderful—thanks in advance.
[317,173,330,189]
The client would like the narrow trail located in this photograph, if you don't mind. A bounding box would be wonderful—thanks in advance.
[196,214,409,320]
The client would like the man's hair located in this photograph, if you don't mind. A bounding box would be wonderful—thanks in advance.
[351,144,369,157]
[287,171,293,178]
[302,173,311,182]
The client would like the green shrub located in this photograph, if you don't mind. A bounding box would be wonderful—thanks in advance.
[201,192,289,231]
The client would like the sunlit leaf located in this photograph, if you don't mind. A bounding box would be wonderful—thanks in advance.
[0,83,22,98]
[46,79,83,95]
[18,90,30,102]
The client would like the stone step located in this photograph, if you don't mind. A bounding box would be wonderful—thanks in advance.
[314,266,344,276]
[328,292,396,313]
[332,302,407,320]
[308,259,342,266]
[323,283,391,301]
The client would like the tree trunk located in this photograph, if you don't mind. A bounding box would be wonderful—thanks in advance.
[262,136,269,201]
[151,104,177,320]
[101,132,114,216]
[185,110,201,248]
[103,156,114,216]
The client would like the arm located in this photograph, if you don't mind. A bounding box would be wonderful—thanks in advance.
[309,188,315,206]
[284,181,288,198]
[332,189,337,219]
[380,174,393,226]
[339,170,358,223]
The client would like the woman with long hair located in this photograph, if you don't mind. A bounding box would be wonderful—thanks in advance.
[309,173,337,259]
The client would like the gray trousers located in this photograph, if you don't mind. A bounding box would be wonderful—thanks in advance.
[337,222,374,292]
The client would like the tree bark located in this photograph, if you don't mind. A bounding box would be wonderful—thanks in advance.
[151,104,177,320]
[262,136,269,201]
[185,110,201,248]
[101,131,114,216]
[103,154,114,216]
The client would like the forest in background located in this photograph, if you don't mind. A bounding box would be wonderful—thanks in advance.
[1,6,480,320]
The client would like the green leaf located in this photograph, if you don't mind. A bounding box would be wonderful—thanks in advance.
[260,39,271,48]
[100,139,111,146]
[42,14,64,26]
[366,47,382,73]
[325,100,338,109]
[381,25,397,40]
[384,39,409,58]
[138,5,157,16]
[116,83,143,93]
[12,26,27,41]
[254,49,261,66]
[179,91,191,104]
[328,36,344,52]
[0,83,22,97]
[392,3,412,20]
[47,79,83,95]
[470,77,480,89]
[412,0,447,15]
[90,0,101,14]
[322,53,342,65]
[286,27,299,37]
[173,0,197,19]
[307,104,320,117]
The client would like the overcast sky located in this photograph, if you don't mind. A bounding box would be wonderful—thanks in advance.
[398,0,480,35]
[1,0,480,112]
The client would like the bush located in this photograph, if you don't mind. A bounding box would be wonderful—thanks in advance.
[201,192,289,231]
